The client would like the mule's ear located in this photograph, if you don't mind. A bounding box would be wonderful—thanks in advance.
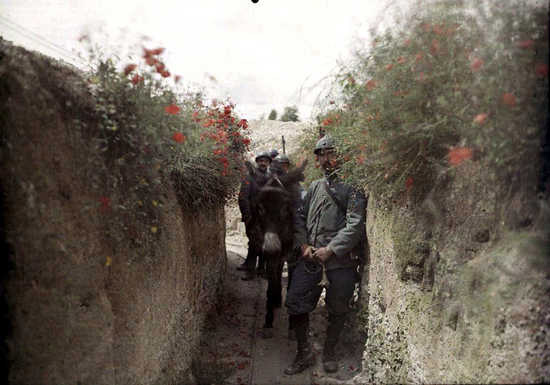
[281,159,307,186]
[244,160,255,176]
[296,158,308,171]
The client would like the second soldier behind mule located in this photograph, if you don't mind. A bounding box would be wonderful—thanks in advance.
[238,151,272,280]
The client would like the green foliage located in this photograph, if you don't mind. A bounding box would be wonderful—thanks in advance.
[280,105,300,122]
[86,49,251,210]
[268,109,277,120]
[302,0,548,201]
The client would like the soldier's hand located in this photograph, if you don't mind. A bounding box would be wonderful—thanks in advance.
[301,244,314,259]
[313,246,333,263]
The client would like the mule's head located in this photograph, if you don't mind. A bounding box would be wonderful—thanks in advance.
[257,160,307,259]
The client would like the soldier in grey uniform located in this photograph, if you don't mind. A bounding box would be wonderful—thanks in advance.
[284,135,367,375]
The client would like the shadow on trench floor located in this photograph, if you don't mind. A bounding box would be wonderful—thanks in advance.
[192,249,366,385]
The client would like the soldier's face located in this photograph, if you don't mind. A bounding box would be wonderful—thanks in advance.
[281,163,289,173]
[316,149,338,172]
[256,157,270,172]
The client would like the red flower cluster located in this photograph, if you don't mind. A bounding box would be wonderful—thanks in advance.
[124,64,137,76]
[365,79,377,91]
[172,132,186,143]
[502,93,516,107]
[535,63,548,77]
[517,40,534,49]
[99,196,111,211]
[237,119,248,129]
[448,147,473,166]
[142,47,171,78]
[470,58,483,72]
[165,104,181,115]
[131,74,144,85]
[405,176,414,191]
[473,113,488,125]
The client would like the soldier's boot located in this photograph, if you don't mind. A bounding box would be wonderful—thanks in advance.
[322,313,346,373]
[284,314,314,375]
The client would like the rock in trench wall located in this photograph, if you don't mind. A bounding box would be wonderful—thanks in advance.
[0,39,226,385]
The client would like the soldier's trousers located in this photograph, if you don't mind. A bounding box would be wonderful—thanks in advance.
[285,259,357,316]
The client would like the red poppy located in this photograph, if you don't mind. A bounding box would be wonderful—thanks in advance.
[224,105,232,116]
[473,113,488,125]
[145,56,156,66]
[430,39,440,54]
[124,64,137,76]
[164,104,181,115]
[322,118,333,126]
[517,40,534,49]
[160,70,171,78]
[502,93,516,107]
[155,62,166,72]
[365,79,377,91]
[448,147,473,166]
[329,100,335,104]
[151,47,165,55]
[172,132,185,143]
[433,24,445,35]
[237,119,248,129]
[131,74,143,85]
[174,75,181,83]
[99,196,111,209]
[242,137,251,146]
[470,58,483,72]
[405,177,414,191]
[397,56,406,64]
[386,63,394,71]
[535,63,548,77]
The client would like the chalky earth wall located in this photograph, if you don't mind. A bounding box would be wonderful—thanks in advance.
[0,40,226,385]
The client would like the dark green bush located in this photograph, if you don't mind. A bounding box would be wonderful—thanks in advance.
[301,0,548,202]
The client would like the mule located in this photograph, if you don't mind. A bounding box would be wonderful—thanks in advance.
[244,160,306,338]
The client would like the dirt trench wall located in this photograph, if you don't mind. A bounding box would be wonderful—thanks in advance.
[0,40,226,385]
[355,159,550,383]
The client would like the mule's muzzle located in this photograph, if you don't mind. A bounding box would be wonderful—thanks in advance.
[262,231,282,256]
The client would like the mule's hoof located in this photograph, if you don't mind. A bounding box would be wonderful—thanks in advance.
[260,327,274,339]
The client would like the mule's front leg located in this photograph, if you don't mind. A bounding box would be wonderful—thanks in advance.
[261,260,283,339]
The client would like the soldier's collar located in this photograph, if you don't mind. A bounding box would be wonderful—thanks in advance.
[324,169,340,185]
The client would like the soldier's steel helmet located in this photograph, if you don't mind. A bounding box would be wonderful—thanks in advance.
[255,151,272,163]
[314,135,336,155]
[269,149,279,158]
[275,154,290,164]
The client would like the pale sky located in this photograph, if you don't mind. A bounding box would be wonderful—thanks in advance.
[0,0,399,121]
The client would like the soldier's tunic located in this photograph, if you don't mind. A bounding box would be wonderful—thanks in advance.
[286,173,366,315]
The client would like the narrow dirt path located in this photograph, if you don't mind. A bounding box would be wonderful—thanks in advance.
[193,245,364,385]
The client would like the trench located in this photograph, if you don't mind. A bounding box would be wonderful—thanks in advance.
[191,235,368,385]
